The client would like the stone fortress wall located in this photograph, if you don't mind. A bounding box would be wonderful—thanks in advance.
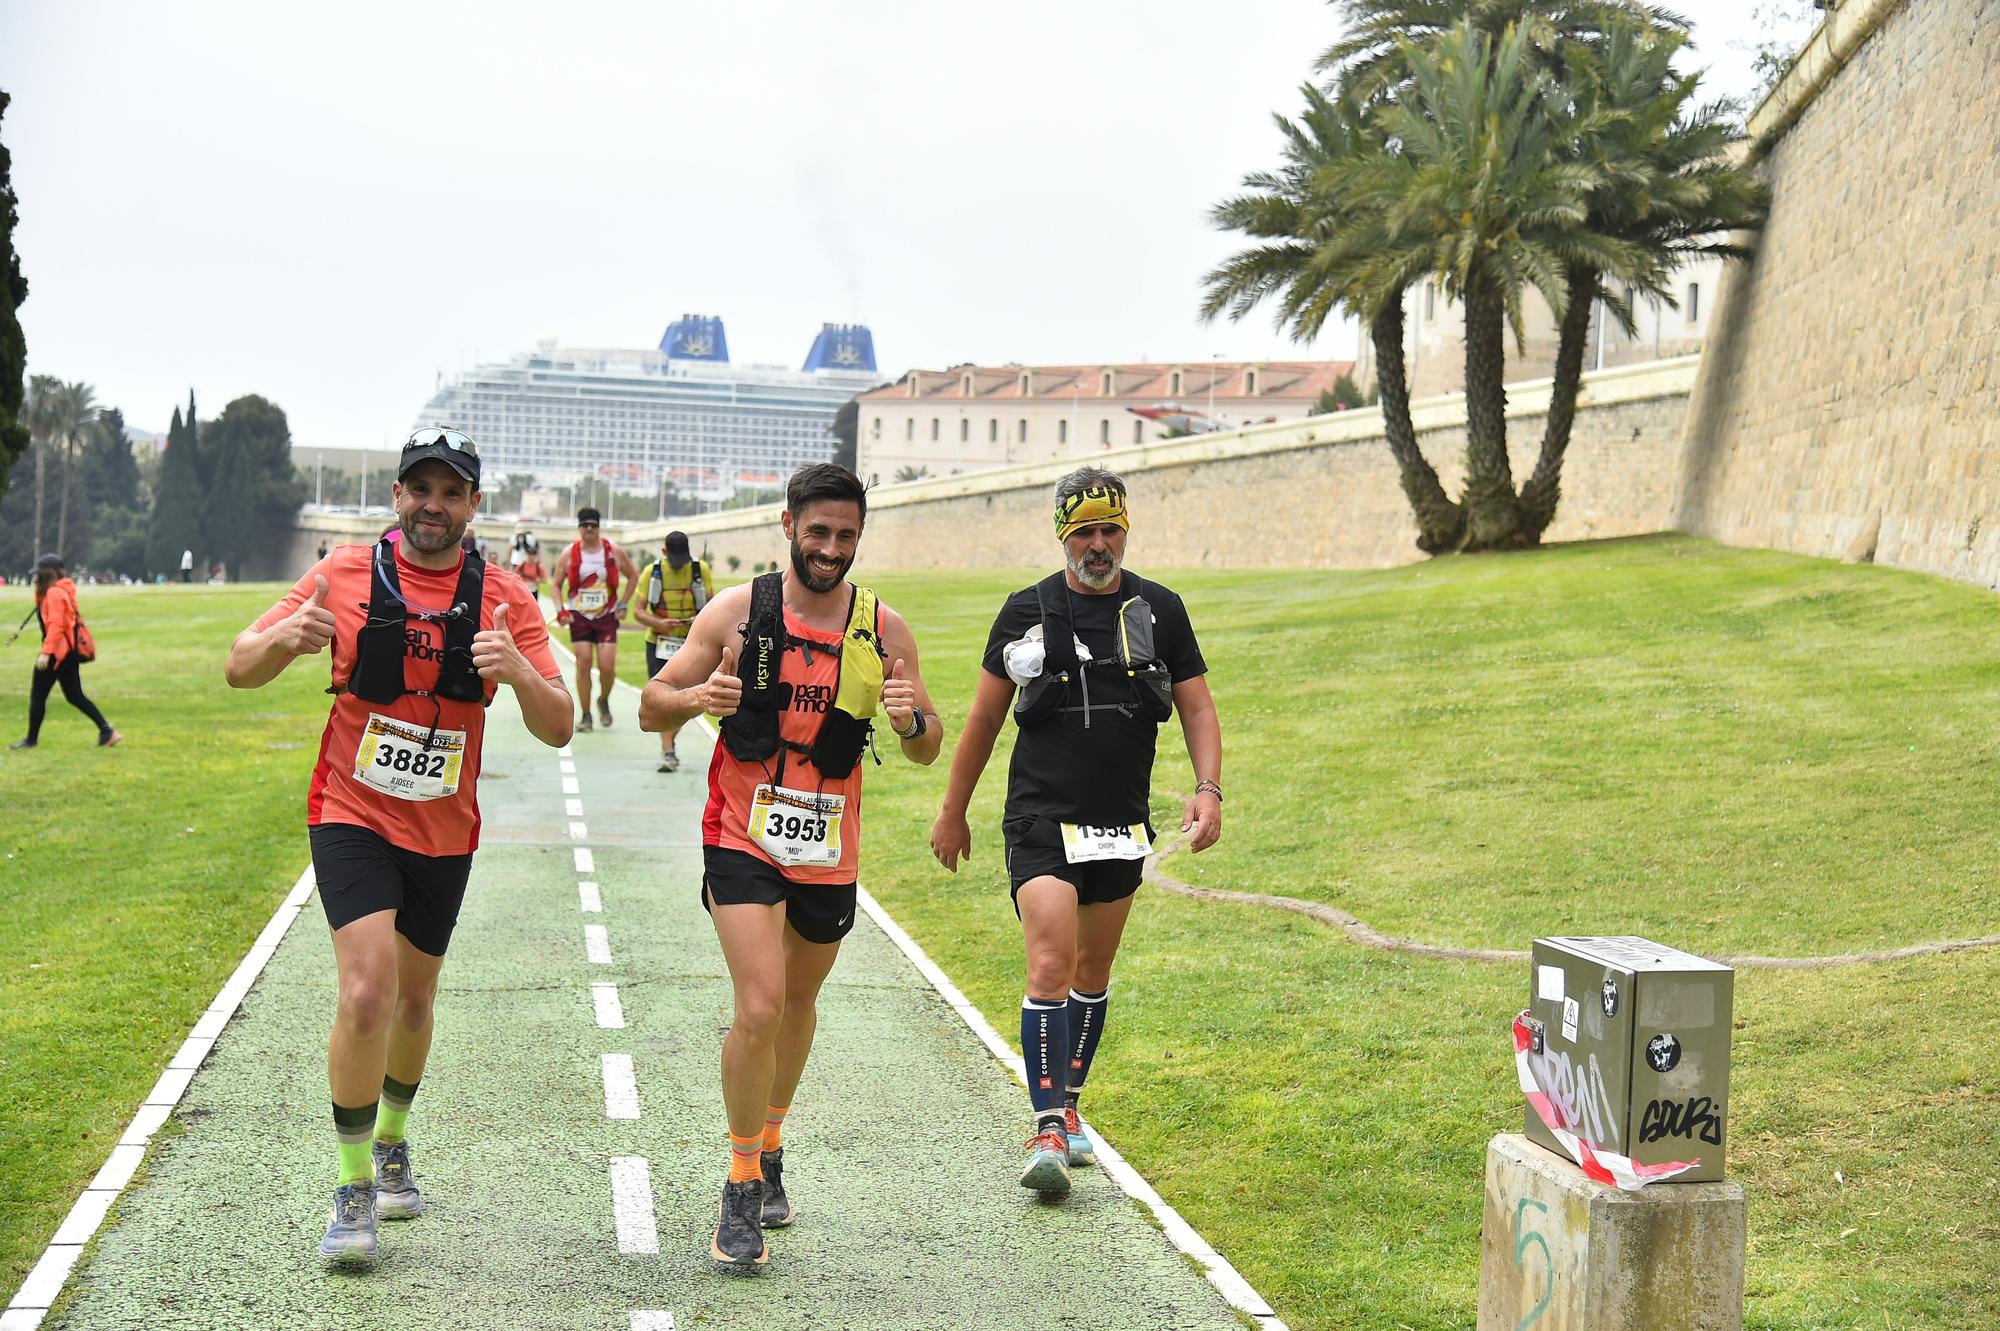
[282,0,1990,587]
[1677,0,2000,583]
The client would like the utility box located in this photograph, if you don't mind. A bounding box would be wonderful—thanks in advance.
[1523,936,1734,1184]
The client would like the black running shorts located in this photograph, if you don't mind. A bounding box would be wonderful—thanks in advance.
[309,822,474,957]
[701,845,858,945]
[1002,814,1148,913]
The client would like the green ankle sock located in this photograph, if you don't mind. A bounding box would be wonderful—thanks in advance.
[376,1074,419,1145]
[333,1100,377,1185]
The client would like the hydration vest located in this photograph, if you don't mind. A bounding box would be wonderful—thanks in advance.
[1013,571,1175,729]
[645,559,706,618]
[719,571,885,780]
[565,538,621,597]
[349,538,487,706]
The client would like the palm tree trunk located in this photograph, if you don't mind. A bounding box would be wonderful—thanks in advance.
[56,435,72,559]
[1459,275,1524,550]
[1371,301,1463,553]
[32,442,46,554]
[1519,266,1596,542]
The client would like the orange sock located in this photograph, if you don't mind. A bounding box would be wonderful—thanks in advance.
[763,1104,790,1153]
[728,1132,762,1183]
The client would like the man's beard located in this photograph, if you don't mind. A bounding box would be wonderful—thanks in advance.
[790,538,851,593]
[1067,547,1121,590]
[402,509,465,555]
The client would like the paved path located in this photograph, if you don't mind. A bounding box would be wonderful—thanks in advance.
[38,683,1261,1331]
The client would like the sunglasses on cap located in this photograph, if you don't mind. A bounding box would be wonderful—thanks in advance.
[404,427,479,457]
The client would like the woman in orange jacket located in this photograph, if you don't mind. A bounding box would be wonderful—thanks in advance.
[10,554,121,750]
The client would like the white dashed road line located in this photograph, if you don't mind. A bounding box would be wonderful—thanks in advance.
[584,924,613,965]
[601,1054,641,1120]
[607,1157,661,1255]
[574,848,595,874]
[578,881,603,913]
[591,984,626,1029]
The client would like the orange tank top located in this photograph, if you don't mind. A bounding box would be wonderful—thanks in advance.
[702,606,867,884]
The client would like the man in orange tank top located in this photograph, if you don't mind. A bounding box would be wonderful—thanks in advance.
[640,463,943,1269]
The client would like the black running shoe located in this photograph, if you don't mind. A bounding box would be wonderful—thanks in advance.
[759,1149,794,1229]
[710,1178,768,1267]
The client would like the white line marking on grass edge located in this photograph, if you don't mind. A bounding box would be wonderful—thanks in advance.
[579,881,603,913]
[853,884,1291,1331]
[608,1157,661,1254]
[592,983,626,1029]
[5,866,318,1325]
[585,924,613,965]
[601,1054,641,1119]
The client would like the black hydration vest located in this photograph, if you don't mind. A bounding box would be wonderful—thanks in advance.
[349,538,487,706]
[1013,570,1175,729]
[719,571,885,780]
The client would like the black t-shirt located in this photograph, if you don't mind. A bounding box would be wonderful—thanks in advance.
[981,570,1206,824]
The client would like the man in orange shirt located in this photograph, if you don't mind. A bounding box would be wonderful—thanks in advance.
[640,463,943,1268]
[227,428,573,1265]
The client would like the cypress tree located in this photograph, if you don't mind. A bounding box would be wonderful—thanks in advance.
[0,90,29,503]
[146,402,204,577]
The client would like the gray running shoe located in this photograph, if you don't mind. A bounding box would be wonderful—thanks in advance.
[577,710,594,733]
[319,1181,380,1263]
[710,1178,768,1267]
[1019,1126,1072,1198]
[372,1139,424,1219]
[657,747,679,773]
[597,696,613,728]
[759,1149,794,1228]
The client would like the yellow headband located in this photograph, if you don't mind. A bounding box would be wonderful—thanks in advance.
[1055,486,1130,541]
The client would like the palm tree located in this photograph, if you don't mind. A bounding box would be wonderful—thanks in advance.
[25,373,58,555]
[1319,0,1690,97]
[52,379,97,561]
[1516,21,1767,539]
[1202,83,1464,551]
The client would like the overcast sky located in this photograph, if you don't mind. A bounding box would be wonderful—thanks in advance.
[3,1,1801,448]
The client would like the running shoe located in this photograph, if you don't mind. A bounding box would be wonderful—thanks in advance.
[759,1149,793,1229]
[657,747,679,773]
[318,1181,380,1263]
[1019,1127,1072,1197]
[1063,1106,1096,1167]
[577,711,594,734]
[98,729,124,747]
[597,697,613,728]
[7,740,33,751]
[372,1139,424,1219]
[710,1178,768,1267]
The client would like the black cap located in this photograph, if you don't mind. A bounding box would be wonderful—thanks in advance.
[34,552,63,572]
[578,507,602,526]
[398,427,481,487]
[665,530,691,564]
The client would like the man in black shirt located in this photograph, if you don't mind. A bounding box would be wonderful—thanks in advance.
[930,467,1222,1199]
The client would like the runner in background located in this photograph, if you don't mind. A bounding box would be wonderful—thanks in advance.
[551,508,636,733]
[631,530,708,772]
[225,427,572,1264]
[640,463,943,1268]
[929,467,1222,1199]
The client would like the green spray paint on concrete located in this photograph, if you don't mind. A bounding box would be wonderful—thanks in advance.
[47,687,1249,1330]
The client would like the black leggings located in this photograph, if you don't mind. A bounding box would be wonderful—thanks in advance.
[27,655,110,743]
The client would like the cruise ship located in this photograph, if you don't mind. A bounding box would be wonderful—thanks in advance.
[414,317,881,500]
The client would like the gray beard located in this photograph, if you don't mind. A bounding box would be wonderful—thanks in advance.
[1067,550,1120,590]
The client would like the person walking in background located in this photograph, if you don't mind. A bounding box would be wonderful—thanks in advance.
[10,554,122,751]
[631,530,708,772]
[180,548,194,583]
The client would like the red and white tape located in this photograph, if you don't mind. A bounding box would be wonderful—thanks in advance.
[1511,1012,1699,1191]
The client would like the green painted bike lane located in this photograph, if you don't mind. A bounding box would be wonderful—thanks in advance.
[45,682,1259,1331]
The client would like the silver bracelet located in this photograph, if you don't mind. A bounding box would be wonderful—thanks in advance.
[1195,779,1222,801]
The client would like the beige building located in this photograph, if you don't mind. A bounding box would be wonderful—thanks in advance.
[1356,254,1724,400]
[854,359,1354,486]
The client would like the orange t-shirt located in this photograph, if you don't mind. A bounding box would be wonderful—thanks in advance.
[253,544,563,856]
[702,607,868,885]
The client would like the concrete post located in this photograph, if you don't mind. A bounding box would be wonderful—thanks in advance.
[1478,1134,1747,1331]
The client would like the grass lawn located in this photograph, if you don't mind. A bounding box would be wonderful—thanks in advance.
[5,535,1996,1327]
[0,583,330,1295]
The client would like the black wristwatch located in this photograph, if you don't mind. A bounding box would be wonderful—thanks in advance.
[896,709,928,741]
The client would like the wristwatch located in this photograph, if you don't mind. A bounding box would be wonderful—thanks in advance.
[896,709,928,741]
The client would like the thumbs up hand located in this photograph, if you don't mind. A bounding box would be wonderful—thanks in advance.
[881,657,917,735]
[704,643,743,718]
[473,598,529,684]
[285,573,337,656]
